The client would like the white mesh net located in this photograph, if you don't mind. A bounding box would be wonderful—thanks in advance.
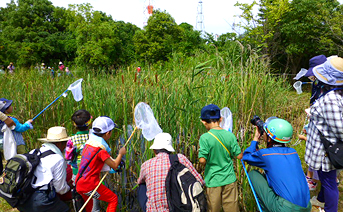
[67,78,83,101]
[134,102,162,141]
[220,107,233,132]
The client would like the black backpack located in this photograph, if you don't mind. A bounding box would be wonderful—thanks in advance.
[320,132,343,169]
[165,154,207,212]
[0,149,55,207]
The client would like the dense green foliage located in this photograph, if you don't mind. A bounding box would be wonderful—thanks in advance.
[235,0,343,73]
[0,0,206,69]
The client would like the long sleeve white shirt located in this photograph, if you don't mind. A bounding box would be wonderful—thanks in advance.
[31,144,70,195]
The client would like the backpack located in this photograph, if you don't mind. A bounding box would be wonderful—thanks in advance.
[320,132,343,169]
[165,154,207,212]
[0,149,55,207]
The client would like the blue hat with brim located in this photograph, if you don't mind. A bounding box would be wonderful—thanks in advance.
[0,98,12,113]
[304,55,327,77]
[201,104,220,119]
[313,56,343,86]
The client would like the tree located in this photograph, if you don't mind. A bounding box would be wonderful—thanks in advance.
[0,0,65,67]
[133,10,182,63]
[235,0,343,73]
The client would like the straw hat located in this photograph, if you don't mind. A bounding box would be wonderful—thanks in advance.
[38,126,70,142]
[149,133,175,152]
[313,56,343,86]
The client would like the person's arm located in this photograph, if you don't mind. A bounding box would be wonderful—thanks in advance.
[137,162,147,184]
[104,147,126,170]
[12,117,33,132]
[52,157,70,195]
[180,154,205,185]
[242,127,266,168]
[198,135,209,166]
[322,100,343,141]
[0,112,15,128]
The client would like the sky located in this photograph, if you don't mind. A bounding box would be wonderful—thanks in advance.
[0,0,254,36]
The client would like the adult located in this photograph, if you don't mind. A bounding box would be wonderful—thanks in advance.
[7,62,14,74]
[243,118,311,212]
[137,133,204,211]
[16,126,72,212]
[305,56,343,212]
[0,111,15,173]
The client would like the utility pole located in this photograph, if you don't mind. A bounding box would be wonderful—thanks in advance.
[196,1,205,34]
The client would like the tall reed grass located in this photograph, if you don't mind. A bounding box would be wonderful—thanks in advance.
[0,43,309,211]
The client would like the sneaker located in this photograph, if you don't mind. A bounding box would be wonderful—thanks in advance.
[310,196,325,208]
[306,177,317,191]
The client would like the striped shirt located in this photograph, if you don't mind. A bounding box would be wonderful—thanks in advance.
[305,89,343,172]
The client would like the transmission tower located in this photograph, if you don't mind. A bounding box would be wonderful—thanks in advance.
[143,0,154,26]
[196,1,205,34]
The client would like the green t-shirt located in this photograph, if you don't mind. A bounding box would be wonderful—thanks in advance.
[198,129,241,187]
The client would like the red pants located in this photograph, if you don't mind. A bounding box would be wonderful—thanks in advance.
[80,184,118,212]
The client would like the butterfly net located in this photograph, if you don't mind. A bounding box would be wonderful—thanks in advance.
[134,102,162,141]
[67,78,83,101]
[220,107,233,132]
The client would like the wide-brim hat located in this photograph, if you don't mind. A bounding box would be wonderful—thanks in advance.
[0,98,13,113]
[304,55,327,77]
[38,126,70,142]
[313,56,343,86]
[59,61,63,65]
[149,133,175,152]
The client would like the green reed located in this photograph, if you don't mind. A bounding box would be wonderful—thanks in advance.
[0,44,309,211]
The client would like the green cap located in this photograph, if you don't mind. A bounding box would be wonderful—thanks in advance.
[263,118,293,143]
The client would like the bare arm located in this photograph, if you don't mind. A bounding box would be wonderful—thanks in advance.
[104,147,126,170]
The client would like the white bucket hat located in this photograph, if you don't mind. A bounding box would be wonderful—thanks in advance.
[149,133,175,152]
[38,126,70,142]
[313,56,343,85]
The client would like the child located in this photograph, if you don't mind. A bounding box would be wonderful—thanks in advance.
[0,98,33,154]
[75,116,126,212]
[198,104,242,212]
[69,110,92,177]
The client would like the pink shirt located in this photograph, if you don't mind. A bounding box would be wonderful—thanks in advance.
[138,153,204,212]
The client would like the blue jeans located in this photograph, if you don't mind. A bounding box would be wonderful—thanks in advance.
[16,190,70,212]
[317,169,338,212]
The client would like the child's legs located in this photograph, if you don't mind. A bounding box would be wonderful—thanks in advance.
[206,186,222,212]
[17,145,26,154]
[80,193,93,212]
[96,184,118,212]
[222,181,239,212]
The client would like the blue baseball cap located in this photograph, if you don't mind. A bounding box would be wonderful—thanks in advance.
[0,98,13,113]
[200,104,220,119]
